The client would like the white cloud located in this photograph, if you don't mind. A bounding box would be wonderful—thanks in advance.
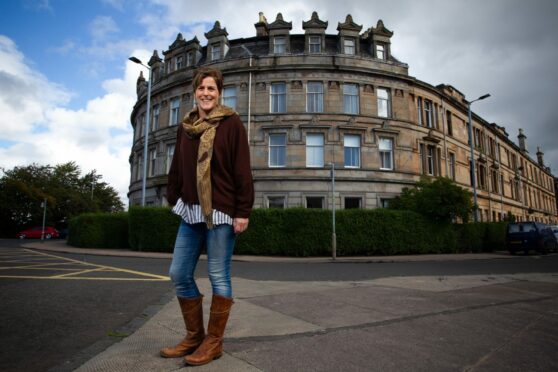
[89,15,120,42]
[0,35,138,205]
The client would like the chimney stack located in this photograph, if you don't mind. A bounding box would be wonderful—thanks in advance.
[254,12,268,37]
[518,128,527,152]
[536,147,544,166]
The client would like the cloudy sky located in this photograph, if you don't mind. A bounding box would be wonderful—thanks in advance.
[1,0,557,206]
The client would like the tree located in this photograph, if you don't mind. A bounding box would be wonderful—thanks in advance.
[0,162,124,237]
[389,177,473,223]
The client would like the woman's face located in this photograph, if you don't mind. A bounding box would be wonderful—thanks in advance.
[195,76,220,116]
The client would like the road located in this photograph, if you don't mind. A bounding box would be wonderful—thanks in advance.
[0,239,557,371]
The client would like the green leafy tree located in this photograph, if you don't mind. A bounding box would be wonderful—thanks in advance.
[0,162,124,237]
[389,177,473,223]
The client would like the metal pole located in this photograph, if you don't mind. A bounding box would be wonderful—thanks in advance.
[141,65,152,207]
[466,94,490,222]
[331,162,336,260]
[467,102,478,222]
[41,198,47,242]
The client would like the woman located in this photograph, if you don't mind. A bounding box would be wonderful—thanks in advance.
[161,66,254,366]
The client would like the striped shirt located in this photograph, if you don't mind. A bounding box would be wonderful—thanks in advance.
[172,198,233,226]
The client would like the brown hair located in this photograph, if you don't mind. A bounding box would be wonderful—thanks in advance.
[192,67,223,94]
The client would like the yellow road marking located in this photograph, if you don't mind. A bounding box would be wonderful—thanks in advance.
[0,248,170,281]
[0,275,168,281]
[24,249,169,280]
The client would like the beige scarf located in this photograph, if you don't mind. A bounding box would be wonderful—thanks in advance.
[182,105,235,229]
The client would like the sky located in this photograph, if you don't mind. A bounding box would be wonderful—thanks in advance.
[1,0,558,206]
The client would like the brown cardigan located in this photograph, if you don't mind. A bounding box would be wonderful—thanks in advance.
[166,113,254,219]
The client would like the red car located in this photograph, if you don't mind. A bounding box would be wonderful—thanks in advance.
[17,226,60,239]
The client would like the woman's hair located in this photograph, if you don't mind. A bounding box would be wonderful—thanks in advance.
[192,67,223,94]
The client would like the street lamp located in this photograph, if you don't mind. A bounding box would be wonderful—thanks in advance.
[467,93,491,222]
[129,56,152,206]
[329,162,337,260]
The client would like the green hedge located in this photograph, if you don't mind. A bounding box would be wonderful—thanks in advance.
[68,212,129,248]
[68,207,508,255]
[128,206,181,252]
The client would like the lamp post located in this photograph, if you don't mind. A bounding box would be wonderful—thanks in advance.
[467,93,490,222]
[129,56,152,206]
[329,162,337,260]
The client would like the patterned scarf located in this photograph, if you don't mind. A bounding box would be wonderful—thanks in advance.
[182,104,235,229]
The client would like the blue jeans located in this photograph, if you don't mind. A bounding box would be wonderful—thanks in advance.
[169,221,236,299]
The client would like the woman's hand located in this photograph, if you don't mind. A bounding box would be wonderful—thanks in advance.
[233,218,249,234]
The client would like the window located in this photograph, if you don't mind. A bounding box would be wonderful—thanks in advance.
[269,133,286,167]
[420,144,437,176]
[306,82,323,113]
[344,134,360,168]
[377,88,390,118]
[169,98,180,126]
[136,153,143,181]
[344,197,361,209]
[306,133,324,167]
[427,146,435,175]
[379,137,394,170]
[274,36,286,53]
[449,152,456,180]
[343,83,359,114]
[309,36,321,53]
[267,196,285,209]
[166,144,175,174]
[491,169,499,193]
[306,196,324,209]
[211,43,221,61]
[186,52,194,67]
[152,104,160,131]
[417,97,423,125]
[446,110,453,136]
[222,86,237,109]
[149,149,157,177]
[478,164,487,190]
[380,198,391,208]
[344,38,355,55]
[271,83,287,113]
[175,56,183,70]
[424,99,433,128]
[376,44,385,60]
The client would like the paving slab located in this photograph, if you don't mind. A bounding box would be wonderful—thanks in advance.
[74,273,558,372]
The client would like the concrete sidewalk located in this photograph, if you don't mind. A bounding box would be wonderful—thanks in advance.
[24,241,558,371]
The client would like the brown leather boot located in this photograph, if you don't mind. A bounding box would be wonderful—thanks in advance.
[160,296,205,358]
[185,294,233,366]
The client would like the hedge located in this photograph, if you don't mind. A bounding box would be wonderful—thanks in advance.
[68,212,129,249]
[128,206,181,252]
[68,207,508,255]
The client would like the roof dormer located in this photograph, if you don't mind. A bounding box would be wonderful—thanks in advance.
[337,14,362,56]
[268,13,293,54]
[302,11,328,54]
[204,21,229,62]
[369,20,393,60]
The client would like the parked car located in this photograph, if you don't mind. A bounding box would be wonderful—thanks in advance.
[505,222,557,255]
[17,226,60,240]
[551,225,558,244]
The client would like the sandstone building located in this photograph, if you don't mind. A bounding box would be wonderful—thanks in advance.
[129,11,557,224]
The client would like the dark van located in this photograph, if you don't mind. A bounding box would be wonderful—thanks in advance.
[506,222,557,255]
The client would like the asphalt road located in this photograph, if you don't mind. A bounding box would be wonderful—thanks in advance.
[1,239,557,372]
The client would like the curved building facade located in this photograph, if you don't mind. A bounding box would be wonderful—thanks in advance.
[129,12,557,224]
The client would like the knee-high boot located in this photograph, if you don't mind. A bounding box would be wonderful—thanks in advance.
[160,295,205,358]
[185,294,233,366]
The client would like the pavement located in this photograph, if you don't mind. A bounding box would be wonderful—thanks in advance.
[25,240,558,372]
